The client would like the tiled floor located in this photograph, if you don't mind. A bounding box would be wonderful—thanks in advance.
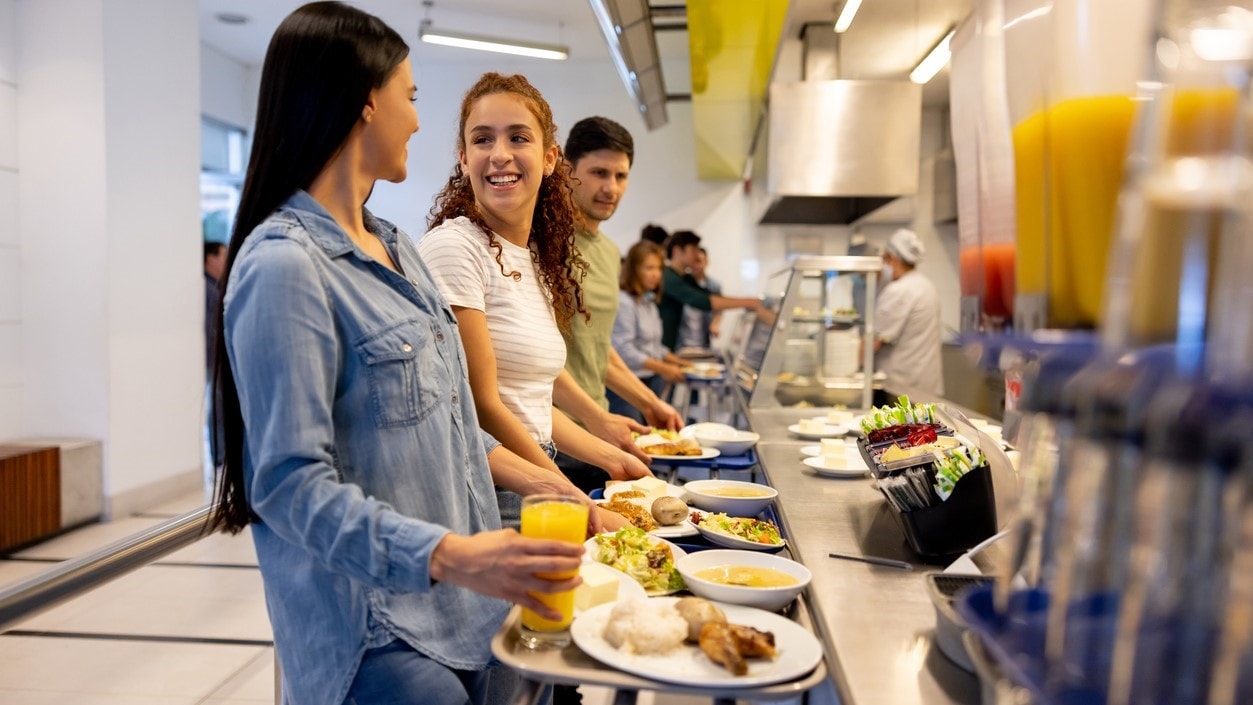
[0,488,275,705]
[0,490,705,705]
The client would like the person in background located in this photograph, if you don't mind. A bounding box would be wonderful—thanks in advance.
[203,241,227,469]
[203,241,227,376]
[209,7,586,704]
[659,230,767,351]
[639,223,668,246]
[419,75,647,531]
[550,117,684,494]
[610,241,688,422]
[874,228,943,397]
[676,246,722,352]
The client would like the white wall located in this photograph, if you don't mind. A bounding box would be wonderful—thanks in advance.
[200,42,252,130]
[0,0,19,440]
[364,57,762,298]
[17,0,202,514]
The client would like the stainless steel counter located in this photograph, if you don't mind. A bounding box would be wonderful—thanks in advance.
[747,407,981,705]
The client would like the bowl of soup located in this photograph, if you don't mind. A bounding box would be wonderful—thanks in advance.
[682,480,778,516]
[676,549,812,611]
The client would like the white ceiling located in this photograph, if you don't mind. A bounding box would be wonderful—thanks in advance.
[200,0,973,104]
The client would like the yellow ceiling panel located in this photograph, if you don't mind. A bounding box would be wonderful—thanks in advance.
[688,0,789,180]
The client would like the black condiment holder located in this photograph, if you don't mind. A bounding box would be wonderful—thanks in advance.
[857,435,998,562]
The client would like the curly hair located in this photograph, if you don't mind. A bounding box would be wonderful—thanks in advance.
[428,72,588,329]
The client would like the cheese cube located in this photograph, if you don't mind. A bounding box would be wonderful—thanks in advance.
[631,476,668,500]
[826,410,853,424]
[798,418,826,434]
[575,563,620,611]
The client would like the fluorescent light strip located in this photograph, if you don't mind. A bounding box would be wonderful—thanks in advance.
[419,29,568,61]
[834,0,863,33]
[909,30,955,84]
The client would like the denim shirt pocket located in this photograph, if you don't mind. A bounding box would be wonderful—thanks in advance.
[354,319,444,427]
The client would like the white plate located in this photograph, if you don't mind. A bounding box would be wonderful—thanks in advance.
[594,499,699,538]
[576,561,648,615]
[787,423,846,440]
[799,442,858,457]
[584,534,688,596]
[801,455,869,478]
[571,597,823,688]
[694,521,786,552]
[646,448,721,461]
[603,482,686,501]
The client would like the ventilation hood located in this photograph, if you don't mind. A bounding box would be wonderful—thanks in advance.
[759,79,923,224]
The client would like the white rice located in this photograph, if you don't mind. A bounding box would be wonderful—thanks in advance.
[602,599,688,655]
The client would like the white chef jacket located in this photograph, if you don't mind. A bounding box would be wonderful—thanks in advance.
[874,269,944,395]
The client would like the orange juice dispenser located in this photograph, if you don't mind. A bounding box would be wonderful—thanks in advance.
[1003,0,1155,331]
[951,0,1018,333]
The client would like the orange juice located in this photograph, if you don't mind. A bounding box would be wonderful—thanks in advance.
[1013,88,1239,331]
[519,498,588,633]
[1013,95,1137,329]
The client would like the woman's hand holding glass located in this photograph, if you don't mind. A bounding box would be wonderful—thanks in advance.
[429,530,584,622]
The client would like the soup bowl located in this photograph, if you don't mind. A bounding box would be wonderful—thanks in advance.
[676,549,811,611]
[682,479,778,516]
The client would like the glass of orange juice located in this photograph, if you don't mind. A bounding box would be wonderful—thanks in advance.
[518,494,588,649]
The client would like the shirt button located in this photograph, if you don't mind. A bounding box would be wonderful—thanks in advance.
[411,279,420,286]
[436,332,444,342]
[452,393,458,403]
[401,343,413,353]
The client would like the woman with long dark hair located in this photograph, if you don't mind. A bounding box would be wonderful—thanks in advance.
[208,6,585,704]
[418,73,650,528]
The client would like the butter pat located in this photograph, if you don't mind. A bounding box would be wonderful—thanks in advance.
[826,410,853,425]
[631,476,668,500]
[575,563,620,611]
[798,418,827,434]
[821,438,848,464]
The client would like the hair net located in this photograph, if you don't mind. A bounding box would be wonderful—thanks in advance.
[886,228,924,264]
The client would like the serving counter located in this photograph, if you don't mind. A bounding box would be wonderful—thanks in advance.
[747,406,983,705]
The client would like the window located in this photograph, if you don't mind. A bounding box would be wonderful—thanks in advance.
[200,117,247,243]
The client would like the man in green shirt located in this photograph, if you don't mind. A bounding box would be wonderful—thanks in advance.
[659,230,767,350]
[550,117,683,492]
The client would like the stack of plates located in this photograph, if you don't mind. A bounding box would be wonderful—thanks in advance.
[823,329,859,378]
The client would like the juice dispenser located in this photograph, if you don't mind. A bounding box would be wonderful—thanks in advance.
[1004,0,1155,331]
[951,0,1018,332]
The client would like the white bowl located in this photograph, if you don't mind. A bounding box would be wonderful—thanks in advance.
[676,549,811,612]
[682,480,778,516]
[678,422,736,440]
[692,428,760,456]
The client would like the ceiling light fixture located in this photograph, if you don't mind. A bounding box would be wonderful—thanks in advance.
[418,2,568,61]
[834,0,863,33]
[909,29,955,84]
[587,0,668,130]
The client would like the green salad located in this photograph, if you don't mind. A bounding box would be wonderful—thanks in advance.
[700,513,783,545]
[592,527,686,593]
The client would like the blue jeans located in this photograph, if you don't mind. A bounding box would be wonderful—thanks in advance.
[343,640,489,705]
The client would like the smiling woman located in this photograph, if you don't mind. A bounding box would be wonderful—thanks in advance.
[417,73,654,542]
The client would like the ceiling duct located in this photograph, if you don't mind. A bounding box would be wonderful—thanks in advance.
[756,22,926,225]
[588,0,668,130]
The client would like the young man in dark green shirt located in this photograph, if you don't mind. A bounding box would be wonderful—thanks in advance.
[659,230,768,350]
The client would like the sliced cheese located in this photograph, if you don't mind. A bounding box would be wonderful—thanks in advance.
[575,562,620,611]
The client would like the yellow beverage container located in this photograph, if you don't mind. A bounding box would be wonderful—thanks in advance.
[1013,95,1138,329]
[519,496,588,643]
[1003,0,1153,330]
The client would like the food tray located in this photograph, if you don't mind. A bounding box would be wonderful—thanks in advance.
[878,464,998,562]
[490,604,829,700]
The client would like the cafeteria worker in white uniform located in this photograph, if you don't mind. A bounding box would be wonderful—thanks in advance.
[873,228,943,396]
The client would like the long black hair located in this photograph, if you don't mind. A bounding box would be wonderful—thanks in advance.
[209,2,409,534]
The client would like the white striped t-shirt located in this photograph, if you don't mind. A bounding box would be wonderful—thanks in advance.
[416,216,567,444]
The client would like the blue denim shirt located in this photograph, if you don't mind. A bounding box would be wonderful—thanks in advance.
[223,191,508,705]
